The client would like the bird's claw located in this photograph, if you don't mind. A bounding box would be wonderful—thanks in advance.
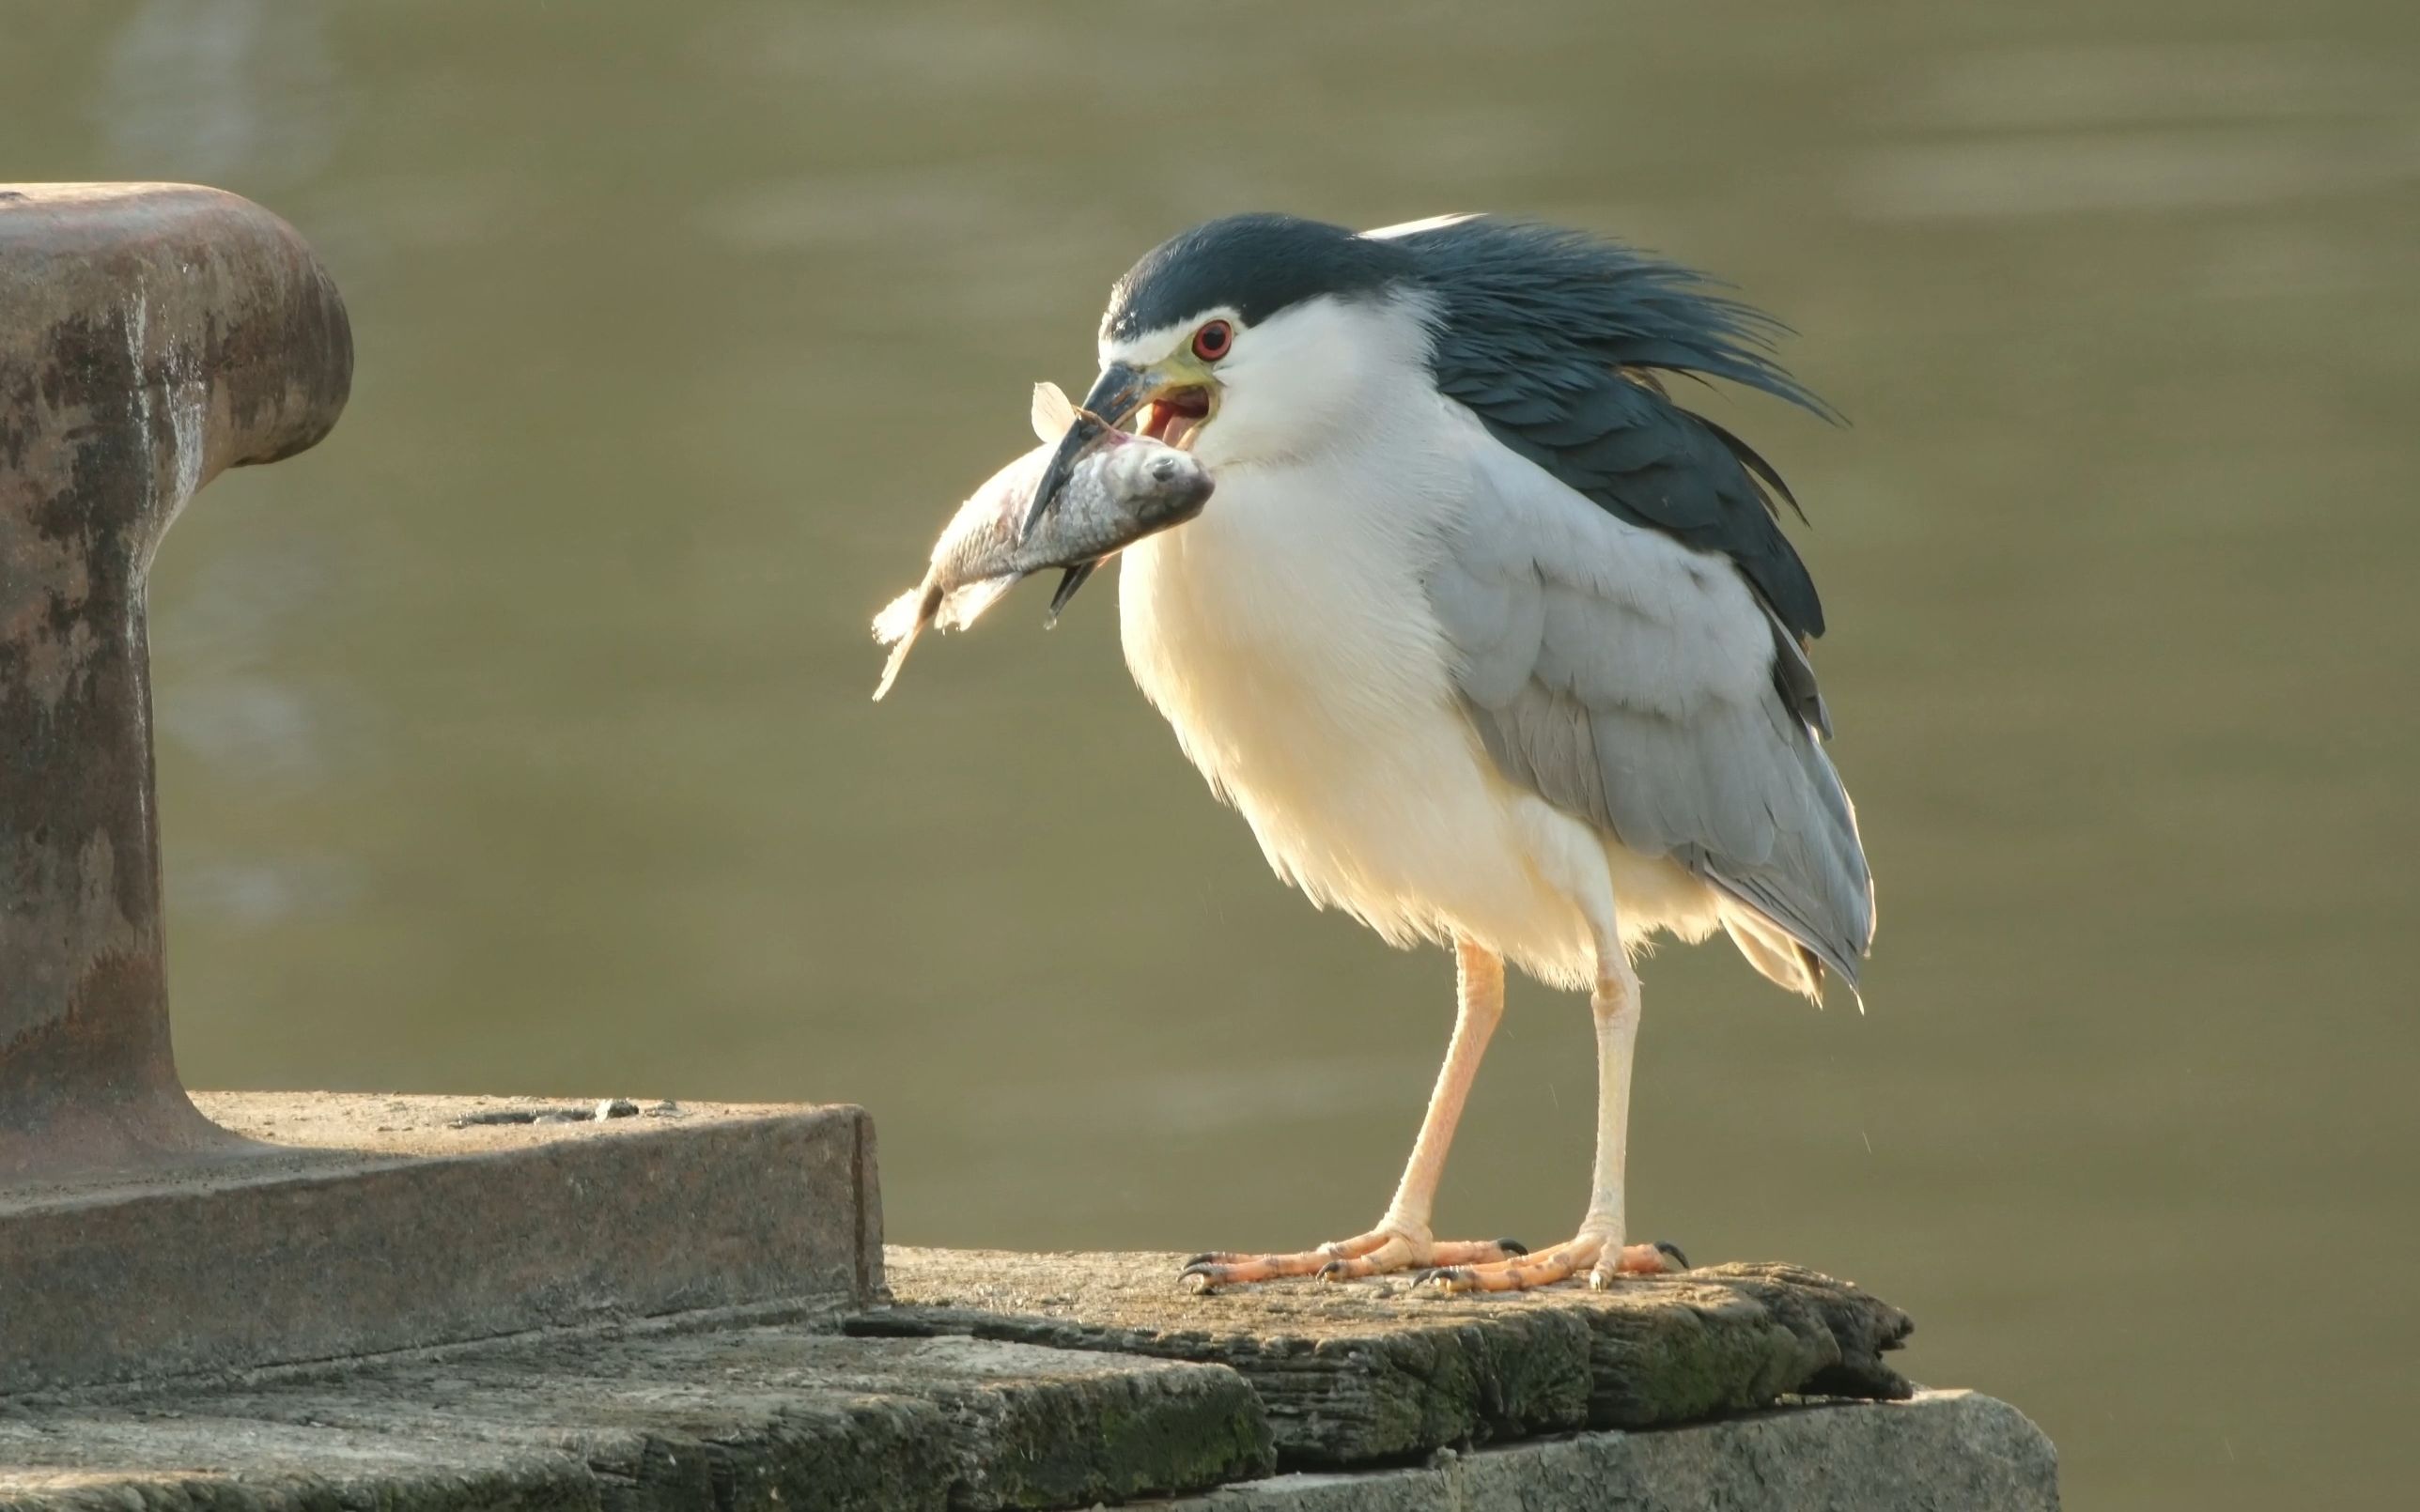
[1413,1265,1481,1297]
[1178,1253,1259,1293]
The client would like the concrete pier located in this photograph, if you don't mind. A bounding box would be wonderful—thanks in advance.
[871,1247,1921,1462]
[1,185,2058,1509]
[0,1246,2056,1511]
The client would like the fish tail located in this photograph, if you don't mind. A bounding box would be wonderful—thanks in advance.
[871,628,921,702]
[872,586,930,644]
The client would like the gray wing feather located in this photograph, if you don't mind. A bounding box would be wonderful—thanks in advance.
[1435,436,1874,989]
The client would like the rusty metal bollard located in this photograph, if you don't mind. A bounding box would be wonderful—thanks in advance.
[0,186,877,1394]
[1,184,350,1180]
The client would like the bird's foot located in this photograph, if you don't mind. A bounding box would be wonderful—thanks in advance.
[1181,1229,1525,1293]
[1414,1235,1687,1295]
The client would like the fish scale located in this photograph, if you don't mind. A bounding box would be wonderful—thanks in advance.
[870,382,1213,700]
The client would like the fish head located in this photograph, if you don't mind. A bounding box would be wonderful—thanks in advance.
[1025,349,1219,621]
[1029,434,1215,625]
[1098,436,1215,531]
[1022,357,1217,539]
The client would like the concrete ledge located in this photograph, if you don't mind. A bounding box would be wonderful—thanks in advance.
[0,1413,586,1512]
[0,1357,2054,1512]
[0,1093,880,1392]
[866,1247,1914,1467]
[1164,1390,2059,1511]
[0,1319,1273,1512]
[0,1248,2054,1512]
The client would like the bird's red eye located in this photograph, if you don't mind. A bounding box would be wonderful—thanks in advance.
[1191,319,1233,362]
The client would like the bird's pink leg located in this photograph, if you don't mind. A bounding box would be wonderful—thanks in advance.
[1183,941,1525,1291]
[1419,934,1685,1294]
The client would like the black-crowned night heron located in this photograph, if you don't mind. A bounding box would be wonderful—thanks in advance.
[1027,212,1874,1293]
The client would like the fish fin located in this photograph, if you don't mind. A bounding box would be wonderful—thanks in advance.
[936,575,1016,632]
[1031,380,1075,441]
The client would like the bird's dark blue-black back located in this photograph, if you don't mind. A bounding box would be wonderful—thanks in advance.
[1394,215,1837,641]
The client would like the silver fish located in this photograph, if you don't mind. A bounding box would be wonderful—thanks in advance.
[870,382,1212,700]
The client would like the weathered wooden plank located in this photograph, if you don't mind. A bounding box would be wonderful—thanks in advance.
[867,1248,1913,1467]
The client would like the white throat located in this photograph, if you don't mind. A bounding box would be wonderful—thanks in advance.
[1116,291,1461,711]
[1111,295,1493,929]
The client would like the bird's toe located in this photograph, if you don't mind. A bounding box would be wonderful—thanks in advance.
[1179,1230,1518,1292]
[1585,1241,1692,1288]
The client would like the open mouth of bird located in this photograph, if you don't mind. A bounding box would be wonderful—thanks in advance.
[1138,386,1212,449]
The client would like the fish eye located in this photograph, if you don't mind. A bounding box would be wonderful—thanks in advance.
[1190,319,1233,363]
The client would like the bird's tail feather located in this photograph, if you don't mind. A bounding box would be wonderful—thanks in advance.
[1720,905,1827,1002]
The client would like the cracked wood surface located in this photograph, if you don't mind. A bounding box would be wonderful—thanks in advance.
[867,1247,1915,1467]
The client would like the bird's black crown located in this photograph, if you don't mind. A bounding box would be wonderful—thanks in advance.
[1102,213,1413,343]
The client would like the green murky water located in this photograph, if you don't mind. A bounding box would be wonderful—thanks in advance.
[8,4,2417,1505]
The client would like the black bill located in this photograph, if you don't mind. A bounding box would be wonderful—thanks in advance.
[1020,361,1151,539]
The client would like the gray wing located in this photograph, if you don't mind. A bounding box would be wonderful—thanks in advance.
[1432,428,1874,994]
